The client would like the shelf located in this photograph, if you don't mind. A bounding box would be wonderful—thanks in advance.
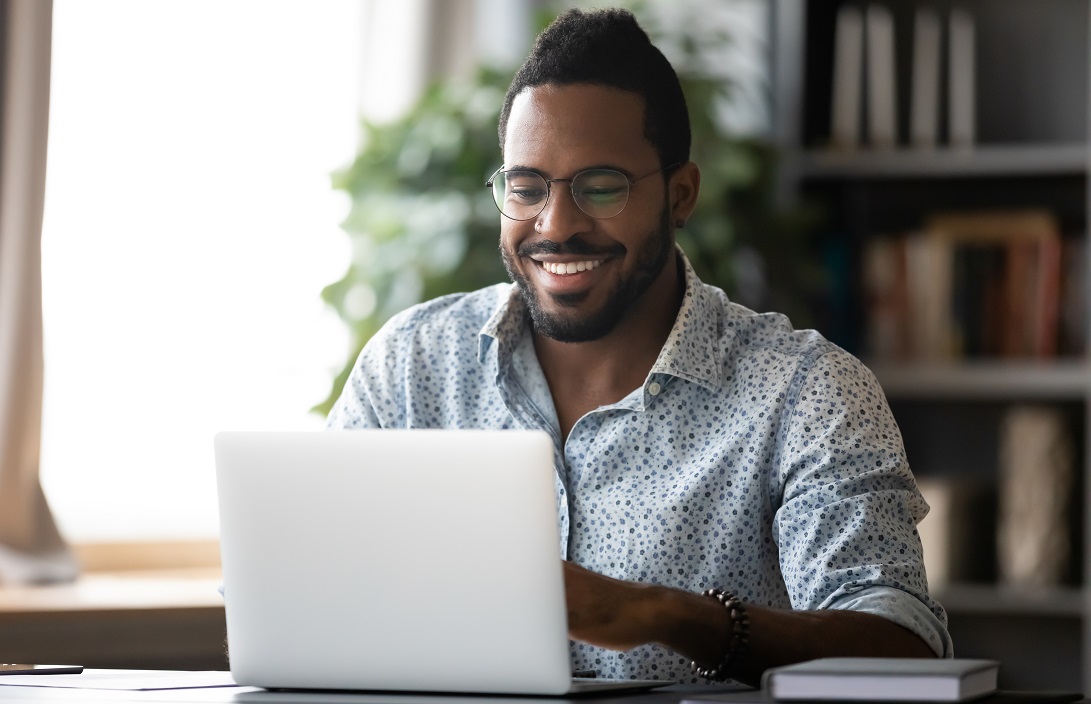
[867,360,1091,400]
[797,143,1089,180]
[934,583,1086,617]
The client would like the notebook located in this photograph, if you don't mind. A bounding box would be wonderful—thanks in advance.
[214,429,669,696]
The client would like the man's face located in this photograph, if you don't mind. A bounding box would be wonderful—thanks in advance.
[499,83,674,343]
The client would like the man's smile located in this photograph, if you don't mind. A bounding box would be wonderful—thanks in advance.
[535,258,603,275]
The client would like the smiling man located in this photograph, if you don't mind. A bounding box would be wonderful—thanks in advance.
[328,8,951,685]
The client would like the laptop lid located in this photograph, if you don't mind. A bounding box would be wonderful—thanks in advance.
[215,429,575,695]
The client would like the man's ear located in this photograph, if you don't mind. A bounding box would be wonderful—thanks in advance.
[668,162,701,228]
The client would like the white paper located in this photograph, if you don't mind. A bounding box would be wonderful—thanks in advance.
[0,669,237,690]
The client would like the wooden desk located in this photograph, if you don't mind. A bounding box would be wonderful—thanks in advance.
[0,571,227,670]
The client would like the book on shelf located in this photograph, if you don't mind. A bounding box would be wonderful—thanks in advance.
[947,8,976,148]
[864,4,897,149]
[910,6,941,148]
[831,4,864,150]
[860,210,1064,362]
[760,657,999,702]
[861,234,910,358]
[997,405,1076,588]
[1059,236,1087,356]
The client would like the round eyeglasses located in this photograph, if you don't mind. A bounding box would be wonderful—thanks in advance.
[485,164,677,221]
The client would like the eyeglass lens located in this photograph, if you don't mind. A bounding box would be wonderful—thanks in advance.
[490,169,632,221]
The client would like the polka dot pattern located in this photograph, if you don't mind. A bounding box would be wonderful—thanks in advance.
[327,250,952,682]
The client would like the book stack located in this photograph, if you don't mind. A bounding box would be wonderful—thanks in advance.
[862,210,1069,362]
[831,3,975,150]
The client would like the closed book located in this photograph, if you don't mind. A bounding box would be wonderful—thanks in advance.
[910,7,941,148]
[947,8,976,148]
[831,5,864,150]
[761,657,999,702]
[865,4,897,148]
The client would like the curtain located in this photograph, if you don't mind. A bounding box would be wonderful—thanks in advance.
[0,0,78,584]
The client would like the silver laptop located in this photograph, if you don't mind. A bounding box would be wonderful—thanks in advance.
[214,430,669,696]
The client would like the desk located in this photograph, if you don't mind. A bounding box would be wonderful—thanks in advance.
[0,678,744,704]
[0,673,1083,704]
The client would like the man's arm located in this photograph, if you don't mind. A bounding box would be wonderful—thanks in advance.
[563,561,935,687]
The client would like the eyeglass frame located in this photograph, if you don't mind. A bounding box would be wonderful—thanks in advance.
[484,162,681,221]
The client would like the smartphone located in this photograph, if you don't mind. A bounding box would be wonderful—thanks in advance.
[0,664,83,675]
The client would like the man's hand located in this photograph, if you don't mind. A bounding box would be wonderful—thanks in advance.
[563,561,664,651]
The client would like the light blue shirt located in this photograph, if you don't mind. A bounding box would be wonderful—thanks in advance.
[327,250,952,681]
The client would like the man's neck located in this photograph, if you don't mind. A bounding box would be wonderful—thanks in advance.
[532,254,685,441]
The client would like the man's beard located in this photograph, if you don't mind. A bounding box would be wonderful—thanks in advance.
[501,206,673,343]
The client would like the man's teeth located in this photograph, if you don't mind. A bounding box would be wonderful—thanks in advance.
[542,260,602,275]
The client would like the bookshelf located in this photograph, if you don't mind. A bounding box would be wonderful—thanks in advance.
[771,0,1091,692]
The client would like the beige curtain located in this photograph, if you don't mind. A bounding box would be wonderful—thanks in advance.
[0,0,77,584]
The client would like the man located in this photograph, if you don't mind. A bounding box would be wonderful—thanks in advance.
[327,7,951,685]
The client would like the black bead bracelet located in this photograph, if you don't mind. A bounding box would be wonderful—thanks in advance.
[690,588,750,681]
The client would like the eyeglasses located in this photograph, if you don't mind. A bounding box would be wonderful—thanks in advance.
[485,164,677,221]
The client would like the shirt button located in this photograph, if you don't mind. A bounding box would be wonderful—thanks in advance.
[647,382,662,396]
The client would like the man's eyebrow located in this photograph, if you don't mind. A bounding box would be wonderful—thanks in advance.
[504,164,545,175]
[504,164,634,178]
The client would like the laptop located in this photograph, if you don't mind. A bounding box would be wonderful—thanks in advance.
[214,429,670,696]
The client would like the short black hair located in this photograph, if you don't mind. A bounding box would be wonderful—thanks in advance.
[498,8,690,170]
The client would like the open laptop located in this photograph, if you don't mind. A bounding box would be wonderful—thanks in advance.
[214,429,670,696]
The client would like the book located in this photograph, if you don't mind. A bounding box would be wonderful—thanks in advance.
[831,5,865,150]
[910,6,942,148]
[903,230,956,360]
[1059,236,1087,356]
[681,689,1084,704]
[862,235,909,359]
[761,657,999,702]
[865,4,898,149]
[948,8,976,148]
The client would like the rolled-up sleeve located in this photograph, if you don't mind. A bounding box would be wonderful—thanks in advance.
[773,349,953,657]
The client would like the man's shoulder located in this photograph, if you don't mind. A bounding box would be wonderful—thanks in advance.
[703,285,838,359]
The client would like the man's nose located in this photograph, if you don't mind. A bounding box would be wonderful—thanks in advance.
[535,182,593,239]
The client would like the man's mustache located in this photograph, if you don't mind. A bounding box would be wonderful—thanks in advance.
[517,237,625,258]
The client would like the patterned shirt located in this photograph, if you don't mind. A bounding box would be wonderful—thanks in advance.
[327,250,952,681]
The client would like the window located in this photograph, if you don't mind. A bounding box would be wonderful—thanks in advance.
[40,0,360,541]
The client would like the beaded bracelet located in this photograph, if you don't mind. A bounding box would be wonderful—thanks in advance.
[690,588,750,681]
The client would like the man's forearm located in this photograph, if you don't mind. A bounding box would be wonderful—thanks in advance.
[564,563,935,687]
[648,586,935,685]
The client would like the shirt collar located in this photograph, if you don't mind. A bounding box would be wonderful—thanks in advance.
[478,247,724,390]
[478,285,525,365]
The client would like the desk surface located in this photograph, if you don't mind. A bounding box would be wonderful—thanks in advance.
[0,671,748,704]
[0,672,1083,704]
